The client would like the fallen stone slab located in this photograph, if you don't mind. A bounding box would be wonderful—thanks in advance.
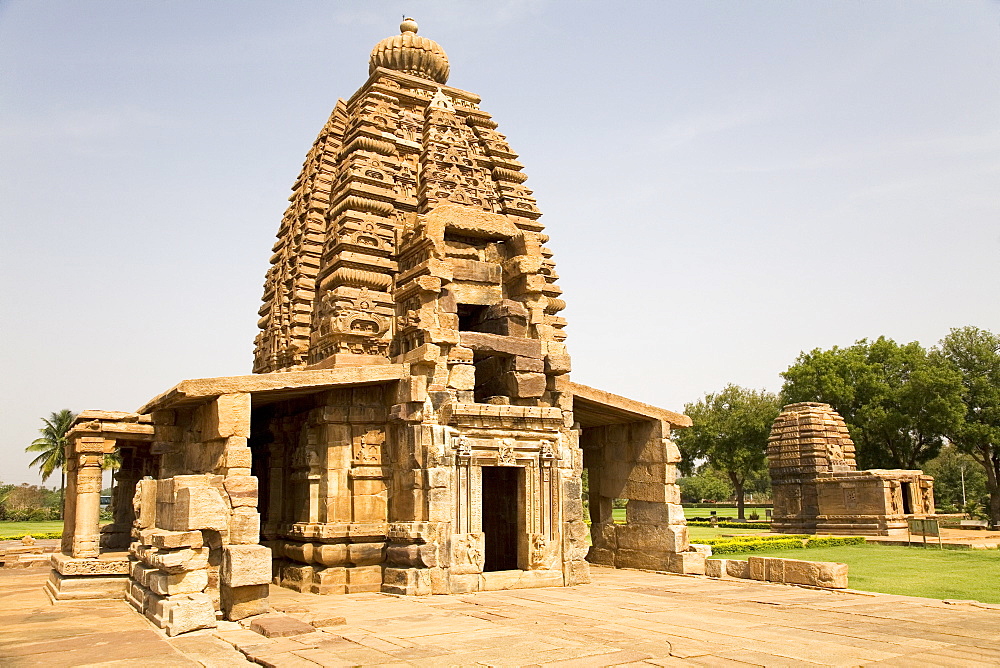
[249,614,317,638]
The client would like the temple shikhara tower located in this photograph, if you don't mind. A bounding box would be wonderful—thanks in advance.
[46,20,696,636]
[767,402,935,536]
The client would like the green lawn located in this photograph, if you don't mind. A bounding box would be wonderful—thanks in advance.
[684,507,770,519]
[607,507,771,523]
[742,543,1000,604]
[0,521,63,538]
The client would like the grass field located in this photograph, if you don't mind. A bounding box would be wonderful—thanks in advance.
[743,543,1000,604]
[684,507,770,519]
[0,521,63,538]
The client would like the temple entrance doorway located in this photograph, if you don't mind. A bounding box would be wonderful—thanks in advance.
[482,466,520,571]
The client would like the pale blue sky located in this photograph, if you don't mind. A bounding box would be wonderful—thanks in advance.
[2,1,998,485]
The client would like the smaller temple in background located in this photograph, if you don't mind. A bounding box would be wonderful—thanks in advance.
[767,402,935,536]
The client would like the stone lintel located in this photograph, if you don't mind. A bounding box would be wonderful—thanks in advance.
[570,382,691,428]
[137,366,409,413]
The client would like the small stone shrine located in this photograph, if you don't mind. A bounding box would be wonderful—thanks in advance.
[48,19,699,636]
[767,402,935,536]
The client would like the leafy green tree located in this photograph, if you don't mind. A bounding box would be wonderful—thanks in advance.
[25,409,77,510]
[935,326,1000,526]
[675,385,780,519]
[781,337,965,469]
[677,467,734,503]
[923,444,988,511]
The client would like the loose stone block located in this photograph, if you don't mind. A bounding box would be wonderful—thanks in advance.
[667,552,705,575]
[162,593,216,637]
[249,614,315,638]
[221,544,272,587]
[221,583,269,621]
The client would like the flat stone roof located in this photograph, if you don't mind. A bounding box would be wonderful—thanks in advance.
[138,366,410,413]
[570,381,691,428]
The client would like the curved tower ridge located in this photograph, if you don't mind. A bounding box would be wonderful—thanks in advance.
[254,19,567,403]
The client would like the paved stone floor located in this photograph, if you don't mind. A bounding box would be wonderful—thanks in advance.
[3,565,1000,666]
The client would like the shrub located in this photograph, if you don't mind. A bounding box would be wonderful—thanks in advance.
[805,535,866,548]
[3,532,63,540]
[703,535,867,554]
[711,538,805,554]
[687,521,769,529]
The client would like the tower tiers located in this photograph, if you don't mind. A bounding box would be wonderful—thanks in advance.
[254,21,562,408]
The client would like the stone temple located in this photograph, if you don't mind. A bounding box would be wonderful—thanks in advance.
[47,20,699,636]
[767,402,935,536]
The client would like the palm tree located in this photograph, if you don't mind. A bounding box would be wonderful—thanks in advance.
[25,409,77,513]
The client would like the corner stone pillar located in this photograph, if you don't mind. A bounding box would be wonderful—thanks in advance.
[71,437,106,559]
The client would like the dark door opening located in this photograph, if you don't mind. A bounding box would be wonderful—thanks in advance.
[482,466,520,571]
[901,483,913,514]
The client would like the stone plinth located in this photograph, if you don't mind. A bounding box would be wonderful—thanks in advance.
[45,552,130,601]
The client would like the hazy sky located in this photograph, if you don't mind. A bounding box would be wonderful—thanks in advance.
[2,1,998,486]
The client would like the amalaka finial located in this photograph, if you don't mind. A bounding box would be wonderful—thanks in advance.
[400,17,418,34]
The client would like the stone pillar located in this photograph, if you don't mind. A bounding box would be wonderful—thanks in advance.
[71,437,106,559]
[61,448,78,555]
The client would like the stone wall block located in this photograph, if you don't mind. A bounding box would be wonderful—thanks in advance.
[382,567,431,596]
[223,475,258,508]
[726,559,750,579]
[348,541,385,567]
[346,565,382,593]
[765,557,785,583]
[782,558,819,586]
[204,393,251,440]
[315,543,349,567]
[544,353,571,375]
[625,501,685,525]
[148,568,209,596]
[221,544,272,587]
[150,530,204,550]
[172,486,230,532]
[615,548,668,571]
[448,364,476,391]
[136,479,157,529]
[315,567,347,595]
[817,561,849,589]
[148,547,209,574]
[705,558,725,578]
[585,547,616,567]
[748,556,766,581]
[222,445,252,469]
[229,507,260,545]
[280,564,315,592]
